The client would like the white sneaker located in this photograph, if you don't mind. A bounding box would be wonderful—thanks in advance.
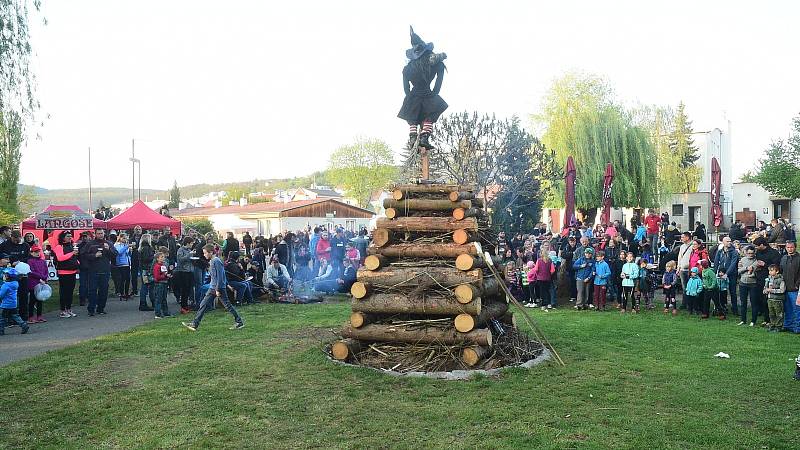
[749,322,754,327]
[525,303,536,308]
[541,306,547,311]
[69,310,77,317]
[589,304,596,309]
[570,298,576,302]
[737,321,744,326]
[547,305,553,310]
[59,311,70,318]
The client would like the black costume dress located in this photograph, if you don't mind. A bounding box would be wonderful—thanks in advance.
[397,54,448,125]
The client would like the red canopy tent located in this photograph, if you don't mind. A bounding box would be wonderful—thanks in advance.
[564,156,577,228]
[599,163,614,226]
[20,205,106,245]
[105,200,181,234]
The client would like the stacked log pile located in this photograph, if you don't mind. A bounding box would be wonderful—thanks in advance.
[332,183,519,369]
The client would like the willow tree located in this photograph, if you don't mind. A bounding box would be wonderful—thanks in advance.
[1,0,41,220]
[536,72,658,212]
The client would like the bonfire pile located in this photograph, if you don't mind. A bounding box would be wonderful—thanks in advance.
[330,183,542,372]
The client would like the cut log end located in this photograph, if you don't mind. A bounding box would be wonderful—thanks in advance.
[373,229,390,247]
[452,207,466,220]
[392,189,404,200]
[350,312,372,328]
[454,283,477,304]
[350,281,369,299]
[462,346,488,367]
[453,229,470,245]
[448,191,459,202]
[454,314,476,333]
[332,339,361,361]
[385,208,397,219]
[455,253,476,271]
[363,255,385,271]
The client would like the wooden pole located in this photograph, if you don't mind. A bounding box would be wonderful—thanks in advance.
[350,281,370,299]
[383,199,472,212]
[349,312,376,328]
[376,217,478,232]
[453,302,509,333]
[341,323,492,346]
[368,243,478,259]
[462,346,488,367]
[420,148,429,180]
[363,254,388,271]
[356,267,483,288]
[351,293,481,315]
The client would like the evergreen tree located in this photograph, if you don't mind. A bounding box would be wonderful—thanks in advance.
[753,114,800,199]
[168,180,181,208]
[668,102,701,193]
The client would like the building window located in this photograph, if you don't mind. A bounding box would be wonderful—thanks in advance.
[345,220,356,232]
[672,204,684,216]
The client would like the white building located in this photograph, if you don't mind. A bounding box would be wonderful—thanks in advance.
[732,182,799,228]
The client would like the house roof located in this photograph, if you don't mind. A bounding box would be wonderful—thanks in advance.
[175,198,372,218]
[303,187,341,197]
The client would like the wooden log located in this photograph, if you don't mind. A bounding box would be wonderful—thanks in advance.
[383,198,472,212]
[349,312,376,328]
[455,254,503,271]
[452,207,485,221]
[454,302,509,333]
[385,207,398,219]
[367,243,478,258]
[453,229,476,245]
[350,281,370,299]
[376,217,478,232]
[357,267,483,288]
[341,323,492,346]
[448,191,476,202]
[352,293,481,315]
[392,184,474,200]
[500,311,517,328]
[331,339,362,361]
[363,254,388,271]
[462,346,489,367]
[453,278,500,303]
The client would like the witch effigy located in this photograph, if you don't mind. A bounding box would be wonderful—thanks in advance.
[398,26,448,150]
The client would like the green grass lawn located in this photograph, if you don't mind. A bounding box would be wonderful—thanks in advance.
[1,301,798,449]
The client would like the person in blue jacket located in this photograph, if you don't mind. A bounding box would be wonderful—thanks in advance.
[0,268,29,335]
[573,248,595,310]
[592,250,612,310]
[182,244,244,332]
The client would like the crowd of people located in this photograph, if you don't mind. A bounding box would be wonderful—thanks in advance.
[499,211,800,335]
[0,223,369,335]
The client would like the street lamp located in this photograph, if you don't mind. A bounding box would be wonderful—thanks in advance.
[130,138,141,203]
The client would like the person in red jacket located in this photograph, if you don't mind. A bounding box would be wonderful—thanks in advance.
[644,210,661,258]
[152,252,172,318]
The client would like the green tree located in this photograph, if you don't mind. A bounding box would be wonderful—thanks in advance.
[536,72,658,210]
[168,180,181,208]
[1,1,41,221]
[0,110,23,219]
[668,101,701,193]
[182,218,215,236]
[753,114,800,198]
[328,138,396,208]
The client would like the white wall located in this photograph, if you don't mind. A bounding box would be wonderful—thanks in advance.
[732,182,800,225]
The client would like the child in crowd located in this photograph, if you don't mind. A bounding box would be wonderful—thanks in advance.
[764,264,785,332]
[635,258,653,311]
[519,262,531,305]
[0,269,29,335]
[152,252,172,318]
[529,249,556,310]
[640,243,654,265]
[525,260,536,306]
[573,248,595,310]
[592,250,611,311]
[505,262,524,301]
[26,245,49,323]
[700,260,719,319]
[612,250,626,306]
[685,267,704,314]
[620,252,638,313]
[662,260,678,315]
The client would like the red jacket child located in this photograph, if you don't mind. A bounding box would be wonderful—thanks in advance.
[153,261,170,283]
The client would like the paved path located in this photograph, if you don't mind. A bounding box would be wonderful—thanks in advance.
[0,295,170,367]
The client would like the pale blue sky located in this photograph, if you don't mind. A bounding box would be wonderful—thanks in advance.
[19,0,800,190]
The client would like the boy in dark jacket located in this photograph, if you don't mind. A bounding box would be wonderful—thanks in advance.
[183,244,243,332]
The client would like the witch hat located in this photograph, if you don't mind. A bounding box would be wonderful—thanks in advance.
[406,26,434,60]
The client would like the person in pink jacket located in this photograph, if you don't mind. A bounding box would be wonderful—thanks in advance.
[528,249,556,309]
[26,245,49,323]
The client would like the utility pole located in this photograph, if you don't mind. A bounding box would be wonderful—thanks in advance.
[88,147,93,212]
[129,138,141,204]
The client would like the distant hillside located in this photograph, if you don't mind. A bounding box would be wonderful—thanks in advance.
[19,170,334,214]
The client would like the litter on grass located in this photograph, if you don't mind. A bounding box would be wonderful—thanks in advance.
[714,352,730,359]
